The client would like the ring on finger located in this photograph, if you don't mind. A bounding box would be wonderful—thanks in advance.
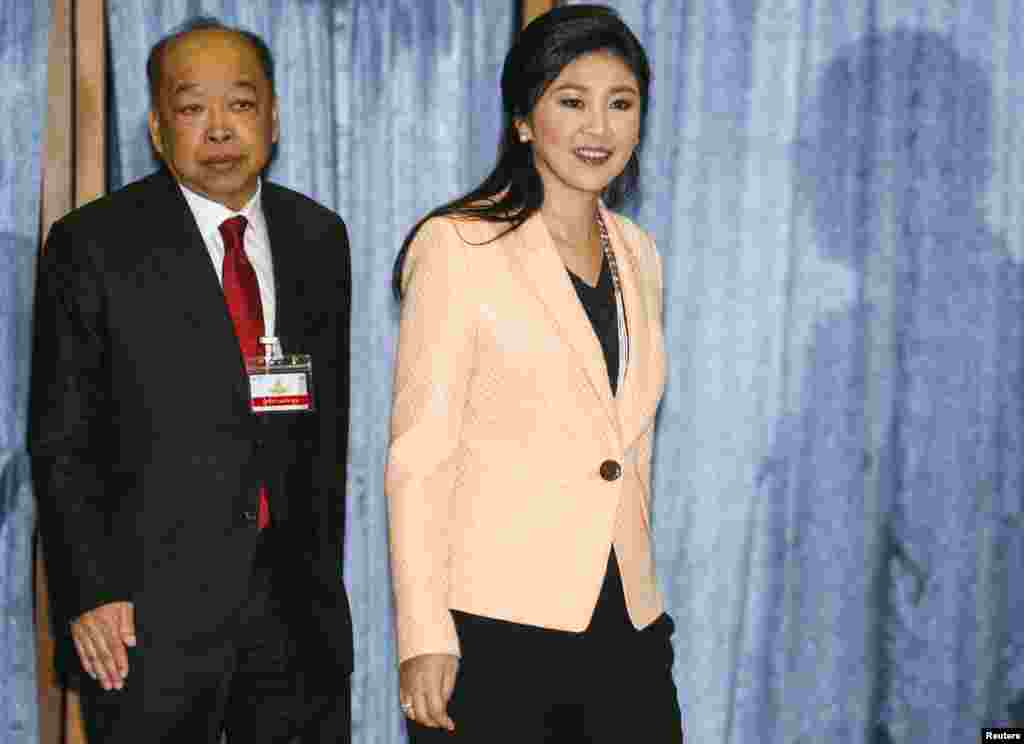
[401,699,414,714]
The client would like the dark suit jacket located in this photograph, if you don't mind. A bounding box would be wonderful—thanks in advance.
[29,170,353,687]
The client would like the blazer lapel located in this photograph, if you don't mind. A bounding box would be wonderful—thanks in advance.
[600,204,665,446]
[511,213,621,440]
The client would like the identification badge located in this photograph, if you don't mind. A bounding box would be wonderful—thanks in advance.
[246,341,315,414]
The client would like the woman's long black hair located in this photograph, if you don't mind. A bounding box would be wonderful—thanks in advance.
[392,4,650,299]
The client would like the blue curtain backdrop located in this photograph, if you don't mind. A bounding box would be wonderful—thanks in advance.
[0,0,48,741]
[91,1,1024,743]
[106,3,513,742]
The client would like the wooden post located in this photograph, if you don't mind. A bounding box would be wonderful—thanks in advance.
[41,0,73,240]
[522,0,558,27]
[38,0,105,741]
[74,0,106,207]
[37,0,73,736]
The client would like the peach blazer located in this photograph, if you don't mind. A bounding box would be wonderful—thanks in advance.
[386,204,667,664]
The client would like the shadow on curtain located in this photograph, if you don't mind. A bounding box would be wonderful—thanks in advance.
[0,1,49,742]
[753,29,1023,744]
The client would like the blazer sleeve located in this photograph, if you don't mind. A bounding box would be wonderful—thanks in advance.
[29,220,132,624]
[386,218,477,664]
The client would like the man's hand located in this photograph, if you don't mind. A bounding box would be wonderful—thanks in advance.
[71,601,135,691]
[399,653,459,731]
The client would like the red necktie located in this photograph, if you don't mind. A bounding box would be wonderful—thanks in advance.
[220,216,271,529]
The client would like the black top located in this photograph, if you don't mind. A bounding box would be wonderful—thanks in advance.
[567,252,619,396]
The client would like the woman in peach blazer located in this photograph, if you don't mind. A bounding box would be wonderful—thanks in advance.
[387,6,683,742]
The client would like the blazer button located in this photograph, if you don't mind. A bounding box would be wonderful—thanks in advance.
[600,459,622,482]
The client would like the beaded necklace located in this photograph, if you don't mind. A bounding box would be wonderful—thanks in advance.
[596,210,629,396]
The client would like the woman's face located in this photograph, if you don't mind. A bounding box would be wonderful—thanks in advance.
[519,50,641,204]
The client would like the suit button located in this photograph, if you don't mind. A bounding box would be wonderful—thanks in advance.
[254,438,265,450]
[600,460,622,481]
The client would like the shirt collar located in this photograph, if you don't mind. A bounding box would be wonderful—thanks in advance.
[178,179,267,245]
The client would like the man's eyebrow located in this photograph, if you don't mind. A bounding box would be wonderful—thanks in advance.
[171,80,260,96]
[172,82,201,96]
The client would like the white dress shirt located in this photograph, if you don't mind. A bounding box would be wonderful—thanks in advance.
[179,180,277,341]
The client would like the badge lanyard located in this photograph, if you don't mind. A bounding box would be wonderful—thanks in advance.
[596,212,629,395]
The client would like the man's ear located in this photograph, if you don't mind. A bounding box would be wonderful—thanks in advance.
[148,110,165,157]
[271,99,280,144]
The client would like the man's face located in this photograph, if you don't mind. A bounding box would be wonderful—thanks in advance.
[148,29,279,210]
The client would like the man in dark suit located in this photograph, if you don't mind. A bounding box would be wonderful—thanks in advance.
[29,17,352,743]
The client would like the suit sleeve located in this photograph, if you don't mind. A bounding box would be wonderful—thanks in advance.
[29,220,131,624]
[386,218,477,664]
[333,218,351,561]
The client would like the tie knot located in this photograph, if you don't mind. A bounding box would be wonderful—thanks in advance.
[219,215,248,253]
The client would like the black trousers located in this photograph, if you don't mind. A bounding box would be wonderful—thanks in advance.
[408,552,684,743]
[80,528,351,744]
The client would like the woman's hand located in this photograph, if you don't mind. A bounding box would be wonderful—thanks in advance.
[399,653,459,731]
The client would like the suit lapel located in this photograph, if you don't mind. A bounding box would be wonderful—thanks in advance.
[260,185,305,355]
[511,213,620,440]
[143,172,251,405]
